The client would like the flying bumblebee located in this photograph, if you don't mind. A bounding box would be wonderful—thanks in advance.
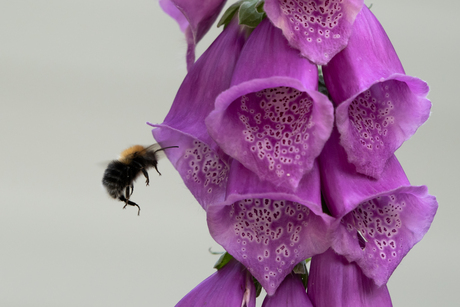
[102,144,178,215]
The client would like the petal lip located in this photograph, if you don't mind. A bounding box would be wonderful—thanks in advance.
[207,160,334,295]
[206,77,334,189]
[151,125,230,211]
[335,73,431,178]
[264,0,364,65]
[332,185,437,286]
[319,128,438,286]
[205,19,334,189]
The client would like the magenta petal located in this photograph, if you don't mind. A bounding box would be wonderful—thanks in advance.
[159,0,227,69]
[307,248,392,307]
[151,21,246,210]
[159,0,188,32]
[152,130,230,211]
[333,185,437,287]
[319,128,438,286]
[153,19,245,147]
[207,159,334,295]
[262,273,313,307]
[206,18,334,189]
[264,0,364,64]
[175,258,256,307]
[323,6,405,100]
[323,6,431,178]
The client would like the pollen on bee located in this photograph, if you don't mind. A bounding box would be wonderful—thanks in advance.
[119,145,145,163]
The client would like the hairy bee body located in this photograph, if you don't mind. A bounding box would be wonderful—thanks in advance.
[102,144,177,215]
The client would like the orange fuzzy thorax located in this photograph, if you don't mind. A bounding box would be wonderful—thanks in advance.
[119,145,145,163]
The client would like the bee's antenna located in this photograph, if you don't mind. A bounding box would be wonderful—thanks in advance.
[153,145,179,155]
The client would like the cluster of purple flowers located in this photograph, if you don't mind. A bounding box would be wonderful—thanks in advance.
[152,1,437,306]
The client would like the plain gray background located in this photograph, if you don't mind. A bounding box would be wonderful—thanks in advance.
[1,0,457,306]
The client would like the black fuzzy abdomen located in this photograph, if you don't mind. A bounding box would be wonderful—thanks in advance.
[102,161,139,199]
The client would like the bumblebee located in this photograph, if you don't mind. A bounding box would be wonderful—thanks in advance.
[102,144,178,215]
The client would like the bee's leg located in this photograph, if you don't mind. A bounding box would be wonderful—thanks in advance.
[118,195,141,216]
[142,169,150,186]
[125,186,131,200]
[153,163,162,176]
[129,184,134,196]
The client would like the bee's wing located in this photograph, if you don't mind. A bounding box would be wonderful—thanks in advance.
[144,143,162,153]
[98,159,117,168]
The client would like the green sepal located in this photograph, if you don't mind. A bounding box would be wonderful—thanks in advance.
[317,65,332,101]
[217,0,266,29]
[213,252,234,270]
[293,258,311,290]
[217,1,243,28]
[253,277,263,297]
[239,0,266,28]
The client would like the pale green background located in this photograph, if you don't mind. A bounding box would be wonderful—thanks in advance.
[0,0,457,306]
